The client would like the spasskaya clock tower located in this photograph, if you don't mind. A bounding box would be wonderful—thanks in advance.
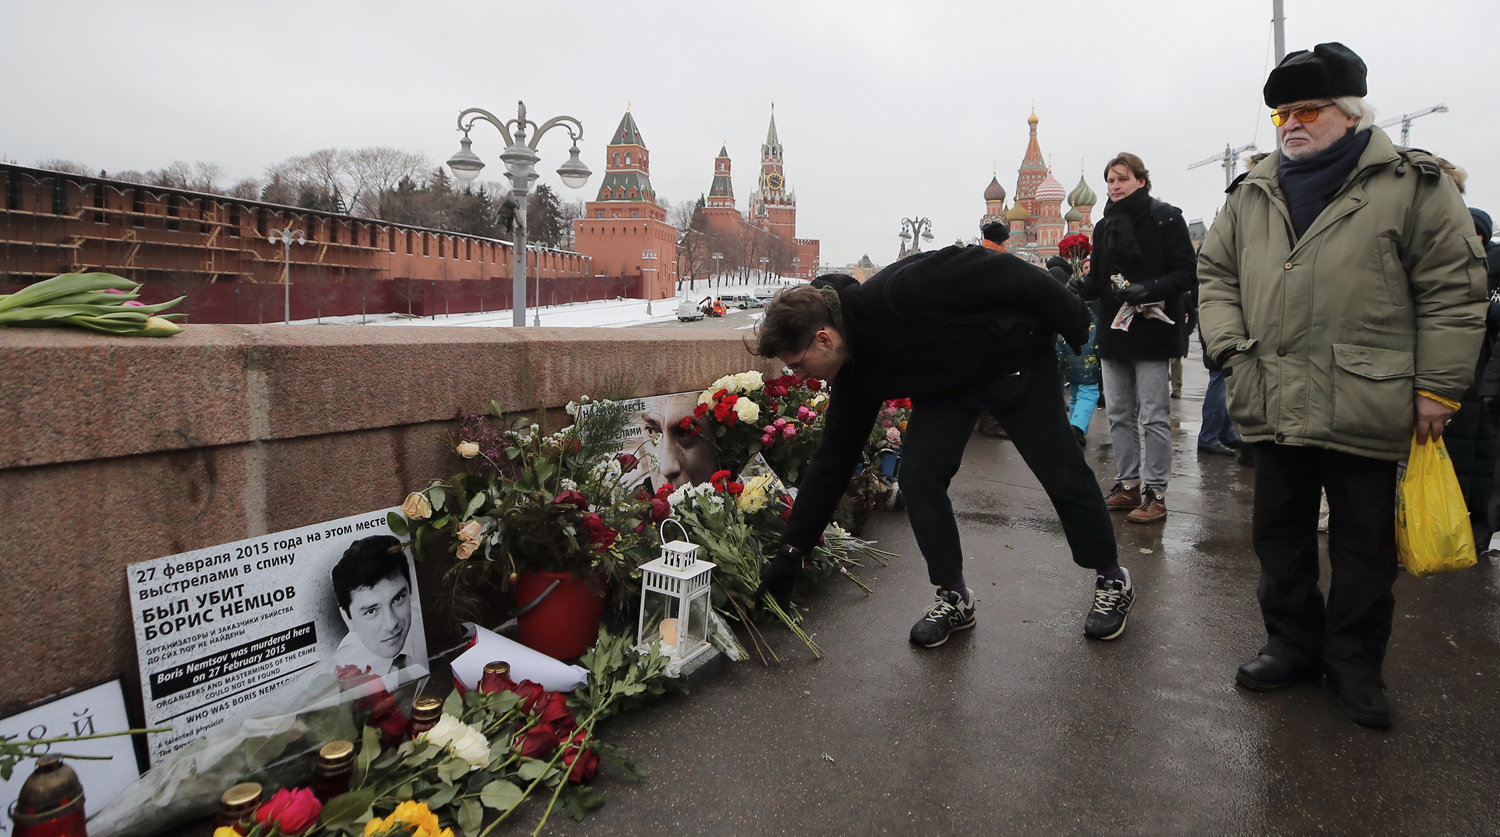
[750,105,796,241]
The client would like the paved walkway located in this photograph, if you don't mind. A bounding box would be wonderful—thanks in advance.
[558,358,1500,836]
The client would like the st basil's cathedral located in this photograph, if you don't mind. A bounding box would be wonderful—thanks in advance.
[980,111,1098,260]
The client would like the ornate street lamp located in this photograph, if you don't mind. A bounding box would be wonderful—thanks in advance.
[641,248,657,315]
[899,217,934,258]
[267,226,306,325]
[711,252,723,291]
[447,101,591,327]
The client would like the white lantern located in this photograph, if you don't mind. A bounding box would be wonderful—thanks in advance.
[636,520,715,664]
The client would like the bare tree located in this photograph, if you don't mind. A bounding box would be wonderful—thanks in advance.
[392,276,423,317]
[348,147,430,217]
[226,178,262,199]
[35,159,94,176]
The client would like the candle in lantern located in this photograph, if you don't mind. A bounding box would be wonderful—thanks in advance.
[658,618,678,649]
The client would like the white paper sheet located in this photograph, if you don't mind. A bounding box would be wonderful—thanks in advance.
[451,624,589,693]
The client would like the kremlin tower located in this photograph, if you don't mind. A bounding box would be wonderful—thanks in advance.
[571,107,679,298]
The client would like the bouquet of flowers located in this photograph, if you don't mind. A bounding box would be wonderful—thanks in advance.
[0,272,184,336]
[390,398,662,610]
[1058,233,1092,278]
[686,371,829,485]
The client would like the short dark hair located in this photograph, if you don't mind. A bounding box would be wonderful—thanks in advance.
[1104,152,1151,192]
[753,284,832,358]
[331,535,410,615]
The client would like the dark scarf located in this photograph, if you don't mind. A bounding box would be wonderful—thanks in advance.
[1095,187,1151,270]
[1279,128,1371,238]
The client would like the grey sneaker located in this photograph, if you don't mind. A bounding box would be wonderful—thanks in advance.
[909,589,976,647]
[1084,568,1134,640]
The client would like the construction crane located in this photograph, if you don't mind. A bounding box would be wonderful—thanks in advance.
[1377,103,1449,146]
[1189,143,1259,190]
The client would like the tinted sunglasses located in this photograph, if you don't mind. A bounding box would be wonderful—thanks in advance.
[1270,102,1338,127]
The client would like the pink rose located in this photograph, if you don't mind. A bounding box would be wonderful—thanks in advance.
[773,418,787,428]
[887,427,901,444]
[761,433,776,446]
[254,787,322,835]
[782,424,797,439]
[800,407,817,422]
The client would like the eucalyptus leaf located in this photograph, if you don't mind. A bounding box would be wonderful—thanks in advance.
[354,724,380,788]
[479,778,525,811]
[318,788,376,827]
[465,492,487,518]
[457,798,483,834]
[386,512,408,536]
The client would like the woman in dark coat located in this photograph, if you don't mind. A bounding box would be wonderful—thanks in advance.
[1074,152,1197,523]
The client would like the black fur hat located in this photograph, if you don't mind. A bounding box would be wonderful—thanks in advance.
[1263,42,1367,108]
[981,221,1010,244]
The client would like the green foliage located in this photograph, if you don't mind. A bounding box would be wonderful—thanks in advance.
[572,624,681,724]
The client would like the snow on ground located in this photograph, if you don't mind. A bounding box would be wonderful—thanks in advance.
[286,276,804,329]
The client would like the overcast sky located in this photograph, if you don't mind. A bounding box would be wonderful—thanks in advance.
[4,0,1494,266]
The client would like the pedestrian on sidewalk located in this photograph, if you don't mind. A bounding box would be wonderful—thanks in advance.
[1197,324,1241,456]
[1198,42,1488,728]
[754,246,1137,647]
[1048,256,1101,447]
[1073,153,1197,523]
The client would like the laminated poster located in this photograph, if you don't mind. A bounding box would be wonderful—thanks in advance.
[126,508,427,763]
[0,680,139,825]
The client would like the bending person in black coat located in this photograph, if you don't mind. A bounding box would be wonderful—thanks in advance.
[755,245,1135,646]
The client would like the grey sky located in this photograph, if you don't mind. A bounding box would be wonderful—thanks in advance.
[4,0,1494,267]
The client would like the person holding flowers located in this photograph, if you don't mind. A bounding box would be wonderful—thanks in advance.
[754,243,1138,647]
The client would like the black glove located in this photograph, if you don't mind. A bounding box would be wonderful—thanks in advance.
[1115,282,1152,305]
[1066,276,1085,295]
[1485,396,1500,425]
[758,545,802,608]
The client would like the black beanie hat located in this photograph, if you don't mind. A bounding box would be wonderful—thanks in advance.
[981,221,1010,244]
[1263,42,1367,108]
[1045,255,1073,277]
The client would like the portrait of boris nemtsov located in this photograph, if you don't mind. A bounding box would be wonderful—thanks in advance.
[330,535,420,686]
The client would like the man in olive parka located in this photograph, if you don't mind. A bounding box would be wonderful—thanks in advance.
[1198,42,1488,728]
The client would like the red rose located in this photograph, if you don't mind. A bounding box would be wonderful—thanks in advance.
[376,707,408,746]
[618,453,639,471]
[655,483,675,501]
[569,439,583,452]
[694,402,709,418]
[552,489,589,511]
[516,721,561,759]
[727,482,744,496]
[562,731,600,783]
[254,788,322,835]
[806,378,823,392]
[649,497,671,523]
[635,488,653,503]
[538,691,577,734]
[581,513,618,551]
[514,679,547,714]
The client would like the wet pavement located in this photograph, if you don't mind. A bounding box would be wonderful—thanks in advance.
[550,358,1500,836]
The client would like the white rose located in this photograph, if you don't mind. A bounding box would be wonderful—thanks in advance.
[734,398,760,423]
[735,371,764,392]
[697,389,715,406]
[457,441,480,458]
[421,714,463,748]
[711,374,737,394]
[451,726,491,769]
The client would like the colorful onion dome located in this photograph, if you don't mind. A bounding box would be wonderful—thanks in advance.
[1068,174,1097,207]
[984,176,1007,202]
[1064,206,1083,223]
[1035,170,1066,202]
[1004,202,1030,221]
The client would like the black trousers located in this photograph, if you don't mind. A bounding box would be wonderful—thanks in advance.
[900,360,1119,588]
[1250,442,1399,684]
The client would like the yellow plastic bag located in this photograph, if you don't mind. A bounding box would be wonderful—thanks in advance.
[1396,434,1477,577]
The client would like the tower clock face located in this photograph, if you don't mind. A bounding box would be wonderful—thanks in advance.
[767,173,784,190]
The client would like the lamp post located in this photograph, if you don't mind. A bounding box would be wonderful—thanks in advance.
[898,217,934,258]
[642,249,658,315]
[711,252,723,292]
[267,226,306,325]
[759,256,769,286]
[446,101,591,327]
